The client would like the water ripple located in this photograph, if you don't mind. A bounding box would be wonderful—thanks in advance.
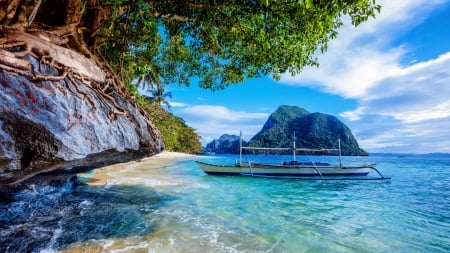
[1,155,449,252]
[0,180,170,252]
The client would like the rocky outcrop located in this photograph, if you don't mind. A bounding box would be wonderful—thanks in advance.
[0,55,163,185]
[249,105,368,156]
[205,134,247,154]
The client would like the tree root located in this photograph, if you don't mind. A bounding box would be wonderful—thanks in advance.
[0,49,31,70]
[1,1,159,143]
[2,29,105,82]
[67,73,96,110]
[1,25,157,132]
[0,62,66,81]
[0,29,129,122]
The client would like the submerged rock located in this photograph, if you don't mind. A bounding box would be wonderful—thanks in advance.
[0,55,163,185]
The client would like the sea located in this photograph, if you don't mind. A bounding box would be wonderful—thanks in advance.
[0,154,449,253]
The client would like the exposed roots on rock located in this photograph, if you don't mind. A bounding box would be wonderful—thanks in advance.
[0,28,131,122]
[0,0,159,135]
[0,0,163,185]
[66,73,96,110]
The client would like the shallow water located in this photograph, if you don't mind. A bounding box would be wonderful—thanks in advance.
[1,155,449,252]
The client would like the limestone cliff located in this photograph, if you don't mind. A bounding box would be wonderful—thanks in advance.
[0,54,163,185]
[249,105,367,156]
[205,134,247,154]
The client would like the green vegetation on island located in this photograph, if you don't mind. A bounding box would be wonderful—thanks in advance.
[207,105,368,156]
[144,103,203,154]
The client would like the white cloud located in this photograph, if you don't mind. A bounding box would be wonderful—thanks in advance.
[168,101,189,107]
[279,0,450,153]
[179,105,268,122]
[353,115,450,153]
[343,52,450,123]
[280,0,446,98]
[174,105,269,145]
[281,47,402,98]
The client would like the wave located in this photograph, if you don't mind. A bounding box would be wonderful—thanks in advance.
[0,177,170,252]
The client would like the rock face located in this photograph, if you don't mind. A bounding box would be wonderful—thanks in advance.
[205,134,247,154]
[206,106,367,156]
[0,56,163,185]
[249,105,368,156]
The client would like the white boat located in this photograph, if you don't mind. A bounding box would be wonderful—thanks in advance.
[196,134,389,180]
[195,161,375,177]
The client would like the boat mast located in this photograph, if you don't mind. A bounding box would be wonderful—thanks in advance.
[293,132,296,162]
[338,138,342,167]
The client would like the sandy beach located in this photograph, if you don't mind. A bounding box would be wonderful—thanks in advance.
[77,151,197,186]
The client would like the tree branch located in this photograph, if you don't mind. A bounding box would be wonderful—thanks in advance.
[185,1,217,10]
[154,12,191,22]
[27,0,43,26]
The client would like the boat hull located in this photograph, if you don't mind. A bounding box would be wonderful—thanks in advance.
[195,161,372,177]
[195,161,244,175]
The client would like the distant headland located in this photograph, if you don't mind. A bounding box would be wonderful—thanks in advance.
[205,105,368,156]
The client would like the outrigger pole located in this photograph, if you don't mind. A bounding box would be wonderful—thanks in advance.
[239,130,243,166]
[338,138,342,167]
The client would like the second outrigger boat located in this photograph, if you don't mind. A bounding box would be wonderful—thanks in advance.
[195,134,389,180]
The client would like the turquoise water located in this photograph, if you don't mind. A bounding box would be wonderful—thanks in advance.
[1,154,449,252]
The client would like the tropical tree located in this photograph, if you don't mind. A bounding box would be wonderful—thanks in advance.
[144,82,173,108]
[1,0,380,97]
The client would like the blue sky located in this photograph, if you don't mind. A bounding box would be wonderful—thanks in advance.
[165,0,450,154]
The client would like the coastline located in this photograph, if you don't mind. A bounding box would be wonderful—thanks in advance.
[77,151,196,186]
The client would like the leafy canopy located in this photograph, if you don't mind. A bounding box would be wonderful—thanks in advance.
[99,0,380,90]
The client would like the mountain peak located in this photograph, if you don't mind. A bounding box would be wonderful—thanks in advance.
[251,106,367,156]
[261,105,310,131]
[205,105,367,156]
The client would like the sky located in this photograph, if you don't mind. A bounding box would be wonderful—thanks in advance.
[165,0,450,154]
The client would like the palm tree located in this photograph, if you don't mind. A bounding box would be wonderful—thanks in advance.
[136,65,160,91]
[143,82,172,108]
[136,64,172,108]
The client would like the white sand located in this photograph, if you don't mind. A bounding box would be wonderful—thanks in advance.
[150,151,196,159]
[77,151,197,186]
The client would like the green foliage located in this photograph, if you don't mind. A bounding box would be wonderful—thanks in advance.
[92,1,379,153]
[99,0,162,86]
[144,103,203,154]
[97,0,380,90]
[249,105,368,156]
[143,82,173,107]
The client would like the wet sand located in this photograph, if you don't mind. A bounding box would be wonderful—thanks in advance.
[77,151,196,186]
[61,151,199,252]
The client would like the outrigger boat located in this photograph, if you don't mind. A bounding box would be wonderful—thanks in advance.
[196,134,389,180]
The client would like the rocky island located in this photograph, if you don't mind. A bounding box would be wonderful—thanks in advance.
[205,105,368,156]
